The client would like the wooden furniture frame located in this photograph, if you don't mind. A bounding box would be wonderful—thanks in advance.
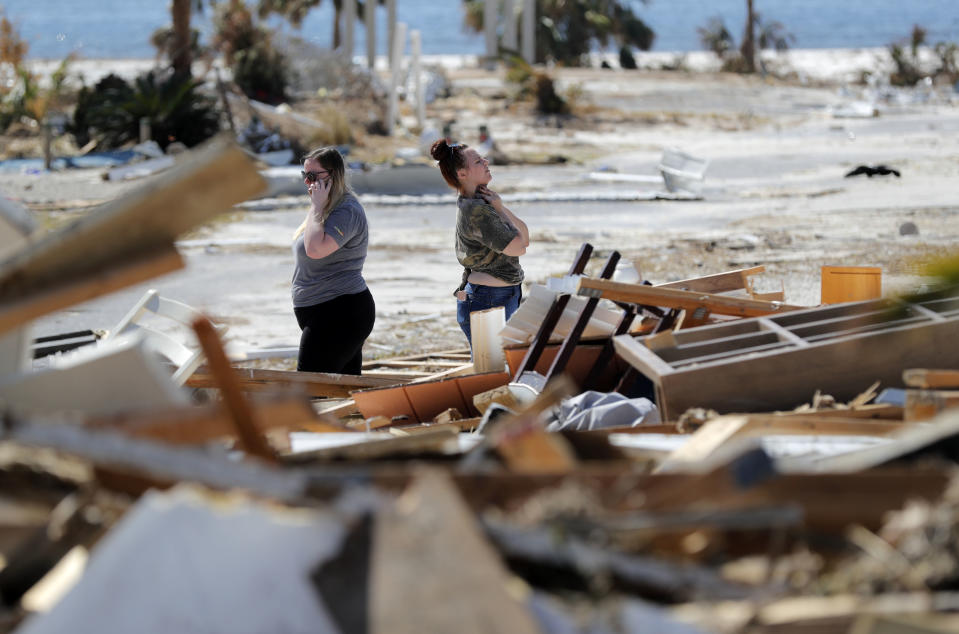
[614,290,959,420]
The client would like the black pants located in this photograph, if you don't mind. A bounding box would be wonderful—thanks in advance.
[294,288,375,375]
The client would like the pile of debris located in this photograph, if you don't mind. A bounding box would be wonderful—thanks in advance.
[3,136,959,633]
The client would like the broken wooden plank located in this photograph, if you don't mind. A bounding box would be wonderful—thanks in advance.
[192,317,277,463]
[448,467,950,536]
[361,349,471,372]
[371,468,541,634]
[0,417,317,502]
[656,265,766,294]
[0,245,184,338]
[185,367,405,397]
[575,276,802,318]
[283,427,459,463]
[804,407,959,472]
[0,135,265,337]
[315,399,360,419]
[655,416,751,473]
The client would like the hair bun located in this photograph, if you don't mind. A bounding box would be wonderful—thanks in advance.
[429,138,451,161]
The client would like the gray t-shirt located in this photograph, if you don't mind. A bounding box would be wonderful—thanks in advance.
[291,193,369,307]
[455,195,524,284]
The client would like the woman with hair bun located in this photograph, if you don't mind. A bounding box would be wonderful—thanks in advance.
[430,138,529,349]
[291,146,374,374]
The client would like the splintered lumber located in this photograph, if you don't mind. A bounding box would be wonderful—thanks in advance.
[774,403,904,420]
[575,276,802,318]
[193,316,278,463]
[1,417,314,502]
[655,415,906,474]
[448,467,950,536]
[361,348,471,371]
[904,368,959,389]
[810,407,959,473]
[613,291,959,420]
[282,427,459,463]
[185,367,405,397]
[0,246,184,339]
[655,417,751,473]
[656,265,766,294]
[0,135,265,337]
[371,468,541,634]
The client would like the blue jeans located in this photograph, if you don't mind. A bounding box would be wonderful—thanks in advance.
[457,283,522,348]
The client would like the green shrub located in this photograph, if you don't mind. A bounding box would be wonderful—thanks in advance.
[70,70,221,150]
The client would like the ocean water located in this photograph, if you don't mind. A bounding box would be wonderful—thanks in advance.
[3,0,959,60]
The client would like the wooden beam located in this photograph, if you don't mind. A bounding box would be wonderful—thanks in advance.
[193,317,277,463]
[0,135,264,336]
[0,245,183,337]
[576,277,802,318]
[185,367,405,397]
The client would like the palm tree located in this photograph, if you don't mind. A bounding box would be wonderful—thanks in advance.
[171,0,197,77]
[697,16,733,57]
[462,0,654,67]
[257,0,384,50]
[739,0,756,73]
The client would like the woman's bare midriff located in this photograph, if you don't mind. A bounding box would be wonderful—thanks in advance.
[467,271,514,287]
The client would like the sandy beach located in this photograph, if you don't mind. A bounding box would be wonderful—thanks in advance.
[4,48,959,363]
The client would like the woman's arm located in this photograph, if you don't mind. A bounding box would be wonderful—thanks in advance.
[303,180,342,259]
[477,185,529,255]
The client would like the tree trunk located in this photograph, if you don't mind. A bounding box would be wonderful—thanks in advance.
[171,0,193,77]
[740,0,756,73]
[333,1,342,50]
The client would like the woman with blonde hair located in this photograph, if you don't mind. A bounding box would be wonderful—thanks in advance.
[291,147,374,374]
[430,139,529,349]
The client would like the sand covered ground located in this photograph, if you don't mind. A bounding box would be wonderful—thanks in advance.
[5,50,959,364]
